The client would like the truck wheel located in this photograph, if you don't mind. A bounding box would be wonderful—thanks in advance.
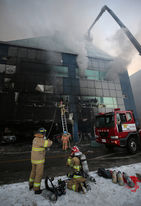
[127,137,137,154]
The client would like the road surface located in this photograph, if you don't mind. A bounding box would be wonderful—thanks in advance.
[0,143,141,185]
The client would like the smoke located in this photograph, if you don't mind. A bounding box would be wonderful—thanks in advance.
[35,31,89,74]
[0,0,93,76]
[105,57,127,81]
[84,3,141,79]
[105,27,141,80]
[128,24,141,75]
[2,1,140,78]
[111,29,135,61]
[76,53,88,78]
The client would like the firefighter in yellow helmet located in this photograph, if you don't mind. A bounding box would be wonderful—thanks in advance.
[66,146,86,193]
[29,128,53,194]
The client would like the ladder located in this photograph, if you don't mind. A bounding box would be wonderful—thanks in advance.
[61,112,68,133]
[59,101,68,133]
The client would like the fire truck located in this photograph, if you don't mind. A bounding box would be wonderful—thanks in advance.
[95,108,141,154]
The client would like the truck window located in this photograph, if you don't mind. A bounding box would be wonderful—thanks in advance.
[126,112,132,121]
[119,113,127,123]
[116,113,121,125]
[96,116,105,127]
[116,113,122,132]
[96,114,114,128]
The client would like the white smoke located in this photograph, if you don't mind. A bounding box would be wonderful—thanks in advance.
[105,57,126,81]
[2,1,140,78]
[105,27,141,80]
[0,0,93,75]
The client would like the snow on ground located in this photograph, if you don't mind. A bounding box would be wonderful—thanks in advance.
[0,163,141,206]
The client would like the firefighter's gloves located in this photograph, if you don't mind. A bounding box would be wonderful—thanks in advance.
[48,139,53,146]
[67,173,74,179]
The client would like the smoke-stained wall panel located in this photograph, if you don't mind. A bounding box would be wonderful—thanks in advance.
[117,98,124,105]
[8,47,18,57]
[55,77,63,86]
[46,51,62,65]
[18,48,27,58]
[116,90,123,97]
[96,89,103,96]
[101,81,108,89]
[36,50,46,61]
[103,89,110,97]
[109,90,116,97]
[27,49,36,60]
[63,78,71,87]
[80,87,88,96]
[79,79,88,88]
[54,85,63,94]
[62,53,77,65]
[0,44,8,57]
[108,82,115,90]
[115,83,122,91]
[87,80,94,88]
[88,88,96,96]
[95,81,102,89]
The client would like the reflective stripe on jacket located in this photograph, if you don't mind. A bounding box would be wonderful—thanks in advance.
[34,182,41,188]
[72,184,76,191]
[73,165,81,172]
[32,147,45,152]
[31,136,49,164]
[73,175,82,179]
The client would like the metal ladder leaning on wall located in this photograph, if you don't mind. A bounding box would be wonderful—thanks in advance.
[59,101,68,133]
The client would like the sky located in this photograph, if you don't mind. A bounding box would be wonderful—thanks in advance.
[0,163,141,206]
[0,0,141,76]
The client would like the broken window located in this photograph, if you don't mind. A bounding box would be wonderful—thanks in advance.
[5,65,16,74]
[35,84,54,93]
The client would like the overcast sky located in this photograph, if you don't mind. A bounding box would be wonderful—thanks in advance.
[0,0,141,75]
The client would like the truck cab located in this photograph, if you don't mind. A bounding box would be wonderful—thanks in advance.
[95,108,140,154]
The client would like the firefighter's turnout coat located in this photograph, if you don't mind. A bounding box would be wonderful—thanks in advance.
[67,156,81,173]
[67,155,86,192]
[29,133,52,191]
[61,133,71,151]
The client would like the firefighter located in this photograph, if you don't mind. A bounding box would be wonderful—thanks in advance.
[61,131,71,151]
[66,146,86,193]
[59,100,66,115]
[29,128,53,194]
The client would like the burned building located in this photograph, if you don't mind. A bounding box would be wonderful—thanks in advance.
[0,37,138,141]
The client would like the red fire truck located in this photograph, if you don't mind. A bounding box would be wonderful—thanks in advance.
[95,108,141,154]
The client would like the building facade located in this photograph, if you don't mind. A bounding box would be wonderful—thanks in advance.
[0,39,138,141]
[130,70,141,127]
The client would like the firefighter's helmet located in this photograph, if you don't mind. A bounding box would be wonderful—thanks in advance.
[37,128,47,135]
[71,146,81,156]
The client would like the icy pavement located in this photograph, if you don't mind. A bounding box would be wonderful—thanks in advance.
[0,163,141,206]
